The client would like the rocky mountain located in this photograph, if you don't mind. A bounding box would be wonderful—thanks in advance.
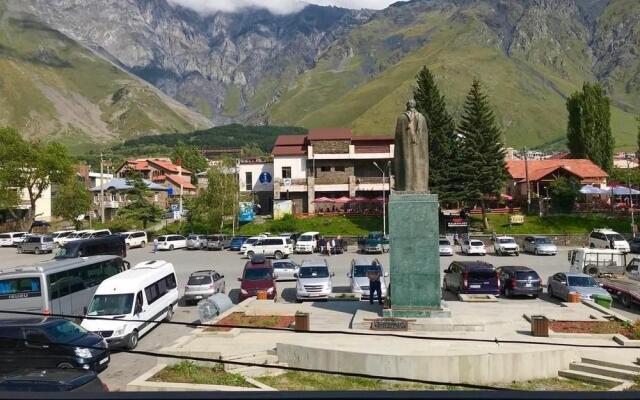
[15,0,640,148]
[0,0,210,152]
[28,0,371,126]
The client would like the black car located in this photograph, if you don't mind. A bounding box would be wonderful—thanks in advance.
[0,318,110,373]
[630,237,640,254]
[0,369,108,392]
[55,235,126,259]
[443,261,500,295]
[496,266,543,298]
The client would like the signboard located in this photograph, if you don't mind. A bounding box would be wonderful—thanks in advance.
[447,217,468,228]
[238,202,255,223]
[283,178,292,187]
[370,317,409,331]
[273,200,293,220]
[259,172,272,184]
[167,187,174,196]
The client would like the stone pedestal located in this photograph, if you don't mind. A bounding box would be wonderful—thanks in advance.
[383,192,450,318]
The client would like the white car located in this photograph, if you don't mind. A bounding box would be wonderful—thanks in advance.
[295,259,334,301]
[122,231,148,249]
[462,239,486,256]
[439,238,454,256]
[244,237,294,259]
[51,230,75,245]
[589,229,630,253]
[156,235,187,251]
[493,236,520,256]
[0,232,27,247]
[240,235,266,254]
[295,231,320,254]
[59,230,93,245]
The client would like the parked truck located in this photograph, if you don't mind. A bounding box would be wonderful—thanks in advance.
[597,257,640,308]
[568,248,626,277]
[357,232,390,254]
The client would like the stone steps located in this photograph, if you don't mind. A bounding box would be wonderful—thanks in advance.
[558,369,625,387]
[559,358,640,388]
[570,362,638,381]
[581,358,640,373]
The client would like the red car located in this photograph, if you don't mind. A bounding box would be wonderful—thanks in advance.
[238,255,277,302]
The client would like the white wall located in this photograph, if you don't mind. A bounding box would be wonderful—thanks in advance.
[238,162,274,193]
[273,157,307,180]
[20,185,52,222]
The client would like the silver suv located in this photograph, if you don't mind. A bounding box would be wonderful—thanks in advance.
[183,270,226,304]
[295,259,334,302]
[17,235,54,254]
[207,234,230,251]
[348,258,388,299]
[186,234,207,250]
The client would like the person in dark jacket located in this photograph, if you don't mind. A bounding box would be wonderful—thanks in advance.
[367,267,383,305]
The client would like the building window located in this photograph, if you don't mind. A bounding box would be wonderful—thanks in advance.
[245,172,253,191]
[282,167,292,179]
[320,166,331,172]
[335,166,345,172]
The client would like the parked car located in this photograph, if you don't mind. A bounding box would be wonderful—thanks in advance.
[461,239,486,256]
[348,258,388,300]
[240,236,264,254]
[547,272,612,302]
[443,261,500,295]
[84,230,112,239]
[329,237,347,255]
[183,270,226,304]
[295,232,320,254]
[523,236,557,256]
[238,255,276,302]
[186,234,207,250]
[228,236,248,251]
[207,234,231,251]
[244,237,293,259]
[496,266,542,298]
[295,259,334,302]
[121,231,147,249]
[439,238,454,256]
[357,231,390,254]
[59,230,93,245]
[630,237,640,254]
[0,369,109,393]
[272,260,299,281]
[278,232,301,244]
[493,236,519,256]
[17,235,54,254]
[82,260,178,350]
[0,232,27,247]
[0,317,110,372]
[589,229,630,253]
[55,235,126,259]
[156,235,187,251]
[51,230,75,246]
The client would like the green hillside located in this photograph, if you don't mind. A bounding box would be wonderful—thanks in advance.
[270,0,640,149]
[0,1,209,152]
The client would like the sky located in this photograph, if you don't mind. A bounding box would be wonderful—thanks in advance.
[168,0,407,15]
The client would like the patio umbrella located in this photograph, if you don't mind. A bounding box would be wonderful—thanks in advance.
[312,196,334,203]
[333,196,351,204]
[610,185,640,196]
[349,196,369,203]
[580,185,605,195]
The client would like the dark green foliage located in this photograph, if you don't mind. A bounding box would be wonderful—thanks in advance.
[566,83,614,172]
[456,79,507,229]
[117,173,163,229]
[413,66,460,204]
[186,164,237,232]
[53,177,92,229]
[172,142,209,178]
[548,177,580,213]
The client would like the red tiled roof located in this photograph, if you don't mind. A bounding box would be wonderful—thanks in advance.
[354,145,391,154]
[164,174,196,190]
[274,135,307,146]
[148,159,192,175]
[307,128,352,141]
[351,135,395,142]
[272,145,307,156]
[506,160,608,181]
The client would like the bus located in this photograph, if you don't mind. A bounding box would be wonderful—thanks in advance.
[0,255,130,320]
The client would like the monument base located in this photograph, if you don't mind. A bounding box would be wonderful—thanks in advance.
[388,192,448,319]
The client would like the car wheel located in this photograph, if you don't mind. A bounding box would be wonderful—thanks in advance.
[57,362,74,369]
[34,247,40,255]
[274,251,283,260]
[169,244,174,251]
[127,330,139,350]
[534,249,539,256]
[165,306,174,322]
[515,252,519,256]
[622,293,632,308]
[587,267,598,275]
[16,247,22,254]
[140,241,146,248]
[589,243,595,248]
[247,251,255,258]
[531,294,539,299]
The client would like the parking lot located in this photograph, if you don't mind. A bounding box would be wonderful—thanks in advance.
[1,243,639,390]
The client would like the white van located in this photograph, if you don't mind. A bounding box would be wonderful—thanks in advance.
[60,230,93,245]
[156,235,186,251]
[588,229,630,253]
[0,232,27,247]
[81,260,179,349]
[52,230,76,245]
[568,248,626,276]
[295,232,320,254]
[122,231,148,249]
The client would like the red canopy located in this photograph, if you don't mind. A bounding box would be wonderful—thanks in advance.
[333,196,351,204]
[349,196,369,203]
[313,196,334,203]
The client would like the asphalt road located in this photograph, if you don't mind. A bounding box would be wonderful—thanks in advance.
[1,244,639,390]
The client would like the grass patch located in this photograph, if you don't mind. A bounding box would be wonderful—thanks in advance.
[472,213,633,234]
[151,361,252,387]
[236,215,382,236]
[507,377,608,391]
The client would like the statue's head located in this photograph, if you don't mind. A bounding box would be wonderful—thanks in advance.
[406,99,416,111]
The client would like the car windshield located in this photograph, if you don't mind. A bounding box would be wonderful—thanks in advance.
[499,238,515,244]
[245,238,258,245]
[42,236,53,242]
[299,266,329,278]
[439,239,451,245]
[80,232,92,238]
[515,271,539,280]
[188,275,212,285]
[353,264,381,277]
[87,294,134,316]
[273,262,294,269]
[0,234,10,239]
[470,241,484,246]
[232,237,244,241]
[299,235,313,242]
[188,235,199,240]
[606,234,625,241]
[568,276,598,287]
[42,320,88,343]
[534,238,552,244]
[243,268,273,280]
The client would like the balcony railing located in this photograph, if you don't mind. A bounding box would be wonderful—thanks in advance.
[356,176,390,184]
[315,176,349,185]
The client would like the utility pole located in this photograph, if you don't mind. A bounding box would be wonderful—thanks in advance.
[178,160,183,219]
[627,156,636,235]
[523,147,531,214]
[100,152,105,223]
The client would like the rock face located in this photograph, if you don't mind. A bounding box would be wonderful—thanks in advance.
[28,0,371,125]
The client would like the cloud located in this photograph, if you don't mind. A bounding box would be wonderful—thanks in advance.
[168,0,405,15]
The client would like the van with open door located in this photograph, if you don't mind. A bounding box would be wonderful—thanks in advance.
[81,260,179,350]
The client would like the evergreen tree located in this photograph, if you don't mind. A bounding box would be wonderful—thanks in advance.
[457,79,507,229]
[172,141,209,181]
[413,66,460,204]
[118,173,163,229]
[566,82,614,172]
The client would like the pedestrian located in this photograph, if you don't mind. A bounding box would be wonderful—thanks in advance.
[367,266,383,306]
[329,238,336,256]
[318,236,326,254]
[453,233,459,246]
[153,237,158,254]
[326,239,332,256]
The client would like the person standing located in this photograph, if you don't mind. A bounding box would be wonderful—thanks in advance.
[367,267,383,305]
[318,236,326,254]
[329,238,336,256]
[153,237,158,254]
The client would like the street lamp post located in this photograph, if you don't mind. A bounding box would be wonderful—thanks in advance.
[627,155,635,234]
[373,161,391,236]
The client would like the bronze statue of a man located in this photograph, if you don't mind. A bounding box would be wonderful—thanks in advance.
[394,99,429,192]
